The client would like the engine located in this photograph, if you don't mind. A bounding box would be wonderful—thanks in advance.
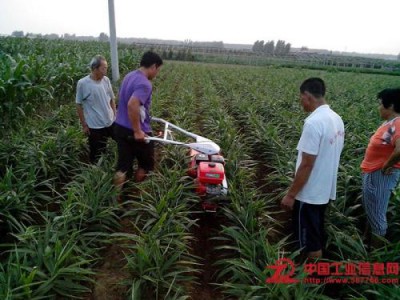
[188,151,228,212]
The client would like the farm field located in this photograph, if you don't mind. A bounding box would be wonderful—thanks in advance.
[1,37,400,299]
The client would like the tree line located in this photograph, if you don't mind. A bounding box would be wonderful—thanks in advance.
[252,40,291,56]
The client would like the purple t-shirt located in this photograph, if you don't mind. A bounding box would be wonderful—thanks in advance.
[115,70,152,133]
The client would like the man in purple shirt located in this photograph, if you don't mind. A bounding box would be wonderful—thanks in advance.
[113,51,163,195]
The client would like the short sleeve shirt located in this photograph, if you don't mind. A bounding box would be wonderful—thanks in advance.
[361,117,400,173]
[76,75,115,128]
[295,105,345,205]
[115,70,152,132]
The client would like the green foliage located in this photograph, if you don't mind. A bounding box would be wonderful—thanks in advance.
[121,165,199,299]
[2,37,400,299]
[0,223,94,299]
[152,62,400,298]
[0,37,142,130]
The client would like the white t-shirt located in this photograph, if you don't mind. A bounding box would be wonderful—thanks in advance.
[295,105,345,205]
[76,75,115,129]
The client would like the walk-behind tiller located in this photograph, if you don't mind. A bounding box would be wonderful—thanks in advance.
[146,117,228,212]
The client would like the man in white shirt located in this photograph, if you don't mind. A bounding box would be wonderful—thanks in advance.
[76,55,116,163]
[281,77,345,259]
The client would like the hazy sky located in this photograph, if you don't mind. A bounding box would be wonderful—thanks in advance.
[0,0,399,55]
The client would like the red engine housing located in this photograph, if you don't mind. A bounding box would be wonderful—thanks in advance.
[198,162,224,185]
[187,149,226,212]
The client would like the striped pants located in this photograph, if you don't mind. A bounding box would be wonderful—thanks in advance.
[362,169,400,236]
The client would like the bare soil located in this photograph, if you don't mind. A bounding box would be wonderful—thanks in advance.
[189,212,225,300]
[83,217,135,300]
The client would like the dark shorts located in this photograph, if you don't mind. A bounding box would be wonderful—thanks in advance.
[292,200,328,252]
[114,123,154,177]
[88,125,115,163]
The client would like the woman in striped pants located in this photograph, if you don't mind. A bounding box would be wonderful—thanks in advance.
[361,88,400,247]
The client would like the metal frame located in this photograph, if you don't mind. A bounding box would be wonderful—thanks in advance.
[145,117,221,155]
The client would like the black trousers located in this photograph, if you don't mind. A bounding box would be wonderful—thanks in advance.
[88,125,114,163]
[292,200,328,253]
[113,123,154,178]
